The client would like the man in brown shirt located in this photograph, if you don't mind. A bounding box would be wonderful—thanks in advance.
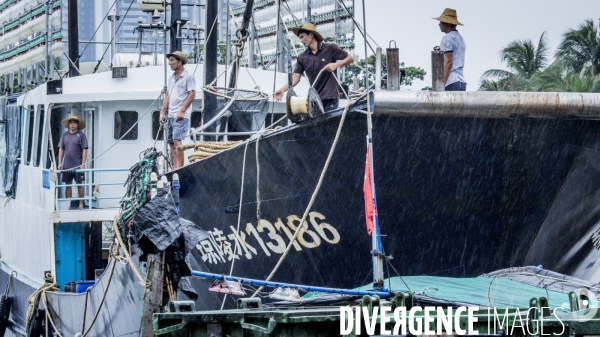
[274,23,354,111]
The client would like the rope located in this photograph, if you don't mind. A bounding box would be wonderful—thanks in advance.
[80,258,117,337]
[251,87,365,298]
[80,288,90,334]
[220,139,252,310]
[113,215,146,285]
[182,141,243,163]
[25,273,58,334]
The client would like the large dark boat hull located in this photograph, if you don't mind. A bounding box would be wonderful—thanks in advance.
[176,110,600,305]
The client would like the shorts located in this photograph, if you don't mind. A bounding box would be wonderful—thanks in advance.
[167,118,190,144]
[445,81,467,91]
[62,170,84,183]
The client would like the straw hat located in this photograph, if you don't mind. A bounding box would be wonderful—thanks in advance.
[61,115,86,129]
[166,51,188,65]
[291,23,323,43]
[433,8,463,26]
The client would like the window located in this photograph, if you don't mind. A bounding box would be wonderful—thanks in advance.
[151,110,164,140]
[25,105,34,165]
[34,105,45,167]
[113,111,138,140]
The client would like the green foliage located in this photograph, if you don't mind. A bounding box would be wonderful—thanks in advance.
[480,19,600,92]
[344,54,426,89]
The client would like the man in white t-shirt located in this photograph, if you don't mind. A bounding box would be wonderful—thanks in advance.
[159,51,196,169]
[433,8,466,91]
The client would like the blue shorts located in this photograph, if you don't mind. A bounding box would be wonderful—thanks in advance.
[62,170,84,183]
[445,81,467,91]
[167,118,190,144]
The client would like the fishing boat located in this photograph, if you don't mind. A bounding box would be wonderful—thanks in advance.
[0,0,599,336]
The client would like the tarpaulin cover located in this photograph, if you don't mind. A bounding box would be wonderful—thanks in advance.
[132,187,182,251]
[4,105,20,197]
[131,186,209,301]
[351,266,599,309]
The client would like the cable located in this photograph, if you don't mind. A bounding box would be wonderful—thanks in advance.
[93,0,136,73]
[60,89,165,171]
[75,0,117,64]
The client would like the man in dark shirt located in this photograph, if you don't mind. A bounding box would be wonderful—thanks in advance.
[274,23,354,111]
[58,115,88,210]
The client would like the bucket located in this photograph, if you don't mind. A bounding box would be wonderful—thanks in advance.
[57,200,71,211]
[75,280,95,293]
[64,281,76,293]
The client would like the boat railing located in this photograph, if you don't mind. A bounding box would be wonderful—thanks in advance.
[55,168,129,210]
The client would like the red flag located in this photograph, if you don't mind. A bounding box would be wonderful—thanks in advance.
[363,148,376,235]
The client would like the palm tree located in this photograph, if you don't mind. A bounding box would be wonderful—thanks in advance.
[531,60,600,92]
[555,19,600,75]
[479,32,549,91]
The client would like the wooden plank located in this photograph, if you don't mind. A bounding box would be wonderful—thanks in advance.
[141,253,163,337]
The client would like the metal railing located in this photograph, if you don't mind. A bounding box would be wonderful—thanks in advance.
[55,168,129,210]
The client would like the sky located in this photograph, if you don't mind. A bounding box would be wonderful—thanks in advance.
[351,0,600,91]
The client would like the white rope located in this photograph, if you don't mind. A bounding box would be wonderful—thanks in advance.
[252,86,364,297]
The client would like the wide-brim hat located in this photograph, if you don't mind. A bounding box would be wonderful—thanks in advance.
[61,115,86,129]
[166,51,188,65]
[291,23,323,43]
[433,8,463,26]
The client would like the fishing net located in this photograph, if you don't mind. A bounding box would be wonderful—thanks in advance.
[201,86,269,133]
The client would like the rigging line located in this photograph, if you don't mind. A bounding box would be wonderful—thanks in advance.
[193,0,222,76]
[280,1,303,24]
[279,12,299,59]
[334,0,380,53]
[75,0,117,64]
[62,89,165,170]
[252,87,364,298]
[384,255,411,293]
[221,139,251,310]
[252,19,264,67]
[94,0,136,73]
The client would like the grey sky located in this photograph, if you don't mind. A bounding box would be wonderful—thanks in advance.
[352,0,600,90]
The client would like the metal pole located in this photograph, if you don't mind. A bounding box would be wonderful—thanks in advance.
[248,15,255,68]
[45,0,51,80]
[163,1,168,88]
[171,0,182,52]
[276,0,285,73]
[137,24,143,66]
[203,0,219,139]
[68,0,79,77]
[375,47,381,90]
[432,46,445,91]
[334,0,340,44]
[361,0,384,289]
[225,0,230,87]
[386,41,400,90]
[109,9,116,68]
[307,0,311,23]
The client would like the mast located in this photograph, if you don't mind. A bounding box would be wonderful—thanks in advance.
[361,0,384,289]
[68,0,79,77]
[203,0,219,135]
[171,0,182,52]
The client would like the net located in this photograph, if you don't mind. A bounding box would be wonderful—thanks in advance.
[202,86,269,133]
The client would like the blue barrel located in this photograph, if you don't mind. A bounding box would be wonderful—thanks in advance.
[75,280,95,293]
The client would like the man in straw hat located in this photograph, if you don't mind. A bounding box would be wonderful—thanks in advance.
[433,8,467,91]
[58,115,88,210]
[159,50,196,170]
[274,23,354,111]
